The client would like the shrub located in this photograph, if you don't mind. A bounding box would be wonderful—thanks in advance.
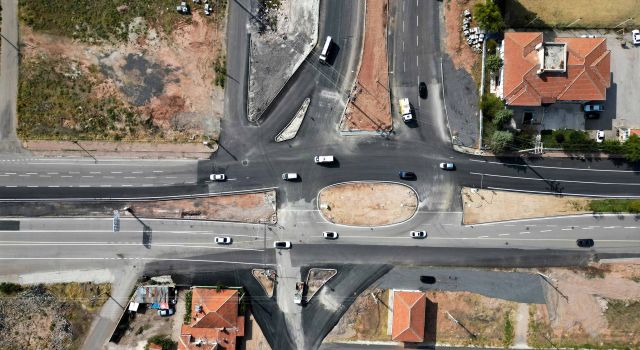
[493,108,513,128]
[146,335,176,350]
[473,1,504,33]
[486,54,503,74]
[480,93,504,120]
[624,134,640,162]
[601,139,623,154]
[490,130,514,153]
[0,282,24,295]
[183,290,193,325]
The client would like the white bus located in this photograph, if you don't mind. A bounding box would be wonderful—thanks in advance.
[319,36,332,63]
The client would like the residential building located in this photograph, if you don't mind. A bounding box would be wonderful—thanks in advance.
[499,32,610,107]
[179,288,245,350]
[391,290,426,343]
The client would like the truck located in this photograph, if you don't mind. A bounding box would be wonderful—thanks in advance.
[294,282,306,305]
[314,155,334,164]
[398,98,413,122]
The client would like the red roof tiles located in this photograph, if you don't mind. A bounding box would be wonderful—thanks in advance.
[503,32,610,106]
[392,291,426,342]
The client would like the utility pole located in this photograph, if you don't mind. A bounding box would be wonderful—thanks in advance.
[445,311,477,339]
[72,140,97,163]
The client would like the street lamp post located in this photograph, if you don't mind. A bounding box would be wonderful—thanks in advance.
[72,140,98,163]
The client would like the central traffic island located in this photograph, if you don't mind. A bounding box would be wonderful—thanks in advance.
[317,181,418,227]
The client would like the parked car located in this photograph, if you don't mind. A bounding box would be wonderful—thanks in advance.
[399,171,416,180]
[439,162,455,170]
[420,275,436,284]
[632,29,640,45]
[158,308,175,316]
[410,230,427,238]
[214,236,232,245]
[576,238,594,248]
[210,174,226,181]
[584,112,600,119]
[282,173,299,181]
[419,82,428,99]
[323,231,338,239]
[273,241,292,249]
[583,103,604,112]
[595,130,605,143]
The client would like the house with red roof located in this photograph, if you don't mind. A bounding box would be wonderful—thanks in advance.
[499,32,610,107]
[179,288,245,350]
[392,291,426,343]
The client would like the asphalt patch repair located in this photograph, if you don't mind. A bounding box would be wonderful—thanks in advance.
[318,182,418,226]
[0,190,277,224]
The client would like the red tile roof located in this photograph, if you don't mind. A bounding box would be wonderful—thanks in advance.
[179,288,244,350]
[503,32,610,106]
[392,291,426,342]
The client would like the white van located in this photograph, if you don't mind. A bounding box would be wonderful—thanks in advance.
[282,173,299,180]
[314,155,334,164]
[319,36,332,64]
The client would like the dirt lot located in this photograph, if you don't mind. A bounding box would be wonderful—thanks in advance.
[0,282,110,350]
[340,0,392,132]
[325,288,390,341]
[505,0,640,28]
[529,263,640,348]
[18,6,226,143]
[462,188,591,224]
[243,311,271,350]
[318,182,417,226]
[444,0,483,77]
[305,268,337,302]
[252,268,276,298]
[0,190,277,223]
[108,305,176,350]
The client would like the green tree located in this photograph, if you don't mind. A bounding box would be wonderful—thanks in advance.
[624,134,640,162]
[486,54,503,74]
[490,130,514,153]
[480,93,504,119]
[473,1,504,33]
[493,108,513,128]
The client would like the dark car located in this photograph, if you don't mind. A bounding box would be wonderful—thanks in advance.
[419,82,427,99]
[576,239,594,248]
[584,112,600,119]
[399,171,416,180]
[420,276,436,284]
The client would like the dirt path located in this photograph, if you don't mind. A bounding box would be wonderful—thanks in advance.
[318,182,417,226]
[514,303,529,348]
[340,0,392,132]
[462,188,591,224]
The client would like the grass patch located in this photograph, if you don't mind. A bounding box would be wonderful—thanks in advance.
[146,334,176,350]
[18,54,160,141]
[46,282,111,311]
[589,199,640,213]
[540,129,598,152]
[606,299,640,338]
[214,54,227,88]
[183,290,193,324]
[503,311,514,348]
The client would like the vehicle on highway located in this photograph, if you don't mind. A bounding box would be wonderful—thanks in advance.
[439,162,455,170]
[399,171,416,180]
[410,230,427,238]
[583,102,604,112]
[595,130,605,143]
[157,308,175,316]
[398,97,414,123]
[210,173,226,181]
[274,241,292,249]
[632,29,640,45]
[323,231,338,239]
[419,275,436,284]
[576,238,594,248]
[319,36,332,64]
[214,236,232,245]
[314,155,334,164]
[282,173,299,181]
[419,82,427,99]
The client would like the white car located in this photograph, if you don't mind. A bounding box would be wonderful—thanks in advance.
[210,174,226,181]
[314,155,334,164]
[410,231,427,239]
[596,130,605,143]
[632,29,640,45]
[439,162,455,170]
[214,236,232,245]
[273,241,292,249]
[282,173,299,180]
[323,231,338,239]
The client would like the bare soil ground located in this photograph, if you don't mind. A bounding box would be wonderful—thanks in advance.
[529,263,640,348]
[318,182,417,226]
[0,282,110,350]
[107,305,175,350]
[340,0,392,132]
[243,311,272,350]
[0,190,277,224]
[252,268,276,298]
[444,0,483,76]
[505,0,640,28]
[23,140,214,159]
[19,10,225,143]
[325,288,389,342]
[462,188,591,224]
[305,268,337,302]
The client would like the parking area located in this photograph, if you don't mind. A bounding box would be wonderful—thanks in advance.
[512,31,640,139]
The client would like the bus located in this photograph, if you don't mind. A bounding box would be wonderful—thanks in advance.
[319,36,332,64]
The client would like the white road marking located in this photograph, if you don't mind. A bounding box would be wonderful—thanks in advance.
[416,55,419,67]
[0,257,271,265]
[403,20,405,32]
[4,173,16,175]
[469,159,640,173]
[487,186,640,198]
[519,232,529,234]
[124,176,136,179]
[540,230,552,233]
[499,233,510,236]
[47,186,60,188]
[416,35,419,47]
[27,185,38,188]
[26,172,37,175]
[111,171,122,174]
[39,175,51,178]
[47,172,59,175]
[0,241,264,251]
[153,170,164,173]
[18,174,29,177]
[582,227,593,230]
[132,171,143,174]
[624,227,637,229]
[417,15,419,27]
[473,172,640,186]
[403,40,405,52]
[604,226,618,229]
[478,235,489,238]
[403,61,406,72]
[562,228,572,231]
[70,172,80,174]
[121,185,132,187]
[82,175,94,178]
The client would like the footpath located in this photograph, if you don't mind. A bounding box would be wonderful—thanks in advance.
[22,140,216,159]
